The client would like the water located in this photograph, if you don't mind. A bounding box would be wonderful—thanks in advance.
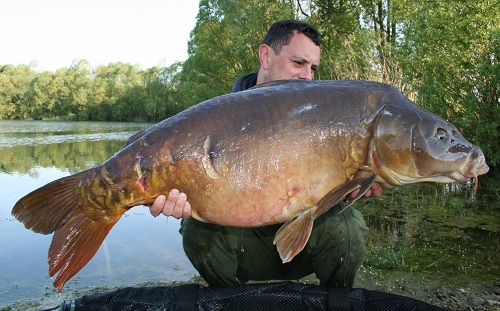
[0,120,498,309]
[0,121,197,309]
[356,183,499,284]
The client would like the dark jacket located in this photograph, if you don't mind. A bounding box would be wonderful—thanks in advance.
[231,73,258,93]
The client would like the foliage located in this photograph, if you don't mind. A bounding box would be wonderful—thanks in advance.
[181,0,298,103]
[0,0,497,169]
[0,61,184,122]
[397,0,499,165]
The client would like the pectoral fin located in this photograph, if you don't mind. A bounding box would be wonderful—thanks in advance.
[202,135,220,179]
[273,210,314,263]
[339,171,377,212]
[273,172,377,264]
[313,171,377,219]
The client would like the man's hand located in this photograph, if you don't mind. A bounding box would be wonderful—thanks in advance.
[150,189,192,219]
[348,182,383,199]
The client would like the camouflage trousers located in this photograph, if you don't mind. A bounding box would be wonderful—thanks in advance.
[179,205,368,287]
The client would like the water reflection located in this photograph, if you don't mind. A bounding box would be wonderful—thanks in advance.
[0,120,149,174]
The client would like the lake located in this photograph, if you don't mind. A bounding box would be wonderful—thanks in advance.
[0,121,197,309]
[0,120,498,310]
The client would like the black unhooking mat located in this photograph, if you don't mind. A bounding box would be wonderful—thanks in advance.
[52,281,449,311]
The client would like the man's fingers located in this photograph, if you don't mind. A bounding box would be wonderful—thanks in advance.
[171,193,187,218]
[182,201,192,219]
[363,189,373,197]
[347,182,383,200]
[348,189,360,199]
[369,183,383,197]
[150,194,167,217]
[149,189,192,219]
[162,189,180,217]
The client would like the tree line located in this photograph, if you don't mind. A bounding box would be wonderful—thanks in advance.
[0,0,498,167]
[0,61,185,122]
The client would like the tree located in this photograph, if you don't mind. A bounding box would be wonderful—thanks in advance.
[0,65,37,119]
[300,0,403,83]
[399,0,499,165]
[93,62,142,121]
[66,60,92,120]
[31,71,57,119]
[180,0,298,104]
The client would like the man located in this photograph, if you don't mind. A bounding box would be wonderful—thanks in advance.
[150,20,382,287]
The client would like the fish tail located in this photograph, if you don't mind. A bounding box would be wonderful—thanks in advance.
[12,172,87,234]
[12,170,119,292]
[50,211,115,292]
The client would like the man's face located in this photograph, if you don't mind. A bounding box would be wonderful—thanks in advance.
[265,32,320,83]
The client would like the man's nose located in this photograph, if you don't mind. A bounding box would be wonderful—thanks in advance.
[299,66,314,80]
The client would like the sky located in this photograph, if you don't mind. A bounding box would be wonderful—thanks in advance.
[0,0,200,72]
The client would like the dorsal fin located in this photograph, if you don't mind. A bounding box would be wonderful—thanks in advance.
[124,126,152,147]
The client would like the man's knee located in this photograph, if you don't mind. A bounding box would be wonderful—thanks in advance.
[345,207,368,257]
[180,219,241,285]
[307,207,368,287]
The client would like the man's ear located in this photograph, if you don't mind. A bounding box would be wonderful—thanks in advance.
[258,44,272,70]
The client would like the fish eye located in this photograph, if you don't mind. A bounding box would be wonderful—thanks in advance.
[435,128,448,140]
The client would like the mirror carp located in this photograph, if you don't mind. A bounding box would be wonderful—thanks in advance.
[12,80,489,292]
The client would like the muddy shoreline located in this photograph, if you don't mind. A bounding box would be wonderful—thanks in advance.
[355,267,500,310]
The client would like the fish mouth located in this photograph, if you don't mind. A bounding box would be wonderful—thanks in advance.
[457,148,489,178]
[453,148,489,193]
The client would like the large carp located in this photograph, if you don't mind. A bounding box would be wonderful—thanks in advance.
[13,80,489,292]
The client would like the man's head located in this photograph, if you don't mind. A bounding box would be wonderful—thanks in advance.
[257,20,321,84]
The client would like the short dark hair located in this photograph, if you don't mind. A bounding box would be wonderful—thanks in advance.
[262,20,321,54]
